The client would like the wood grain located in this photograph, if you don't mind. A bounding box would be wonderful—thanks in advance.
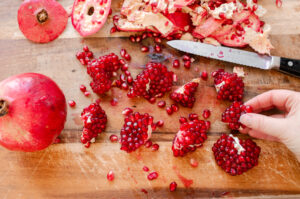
[0,0,300,198]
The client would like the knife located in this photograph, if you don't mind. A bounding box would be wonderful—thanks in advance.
[167,40,300,78]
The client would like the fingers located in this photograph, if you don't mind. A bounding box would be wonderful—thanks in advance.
[245,90,298,113]
[247,130,280,142]
[240,113,288,139]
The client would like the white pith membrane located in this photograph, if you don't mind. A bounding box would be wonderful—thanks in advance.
[118,0,273,54]
[175,78,200,94]
[233,66,245,77]
[72,0,111,35]
[147,124,152,140]
[173,130,202,150]
[229,134,245,155]
[215,81,225,93]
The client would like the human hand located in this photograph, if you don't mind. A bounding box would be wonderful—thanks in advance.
[239,90,300,162]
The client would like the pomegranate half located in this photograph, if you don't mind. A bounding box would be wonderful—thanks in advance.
[0,73,67,152]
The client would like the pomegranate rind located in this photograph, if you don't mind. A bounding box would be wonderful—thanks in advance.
[17,0,68,43]
[71,0,112,37]
[165,12,192,32]
[192,17,225,39]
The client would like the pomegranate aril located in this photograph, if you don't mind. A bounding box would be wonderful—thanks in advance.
[169,181,177,192]
[129,35,136,43]
[152,143,159,151]
[136,36,141,42]
[141,46,149,53]
[157,100,166,108]
[147,172,158,180]
[212,134,261,176]
[84,91,90,96]
[202,109,211,119]
[110,134,118,142]
[149,97,156,104]
[166,107,173,115]
[107,170,115,181]
[182,55,191,61]
[120,49,127,57]
[110,27,117,34]
[142,32,148,40]
[156,120,164,127]
[68,100,76,107]
[121,63,128,71]
[85,142,91,148]
[145,140,153,148]
[173,59,180,68]
[201,71,208,80]
[171,104,179,112]
[155,44,162,53]
[179,116,188,124]
[188,113,198,121]
[124,53,131,61]
[121,83,129,90]
[154,37,162,43]
[83,45,89,52]
[184,60,191,69]
[122,107,133,116]
[80,85,87,92]
[143,166,150,172]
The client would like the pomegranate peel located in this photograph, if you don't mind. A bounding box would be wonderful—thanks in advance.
[18,0,68,43]
[72,0,112,37]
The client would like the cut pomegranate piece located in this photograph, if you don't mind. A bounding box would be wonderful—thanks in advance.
[17,0,68,43]
[120,112,155,152]
[212,69,244,101]
[81,103,107,145]
[72,0,112,36]
[222,101,253,130]
[170,78,200,108]
[172,118,210,157]
[212,134,261,176]
[128,62,174,101]
[165,12,192,32]
[192,17,225,39]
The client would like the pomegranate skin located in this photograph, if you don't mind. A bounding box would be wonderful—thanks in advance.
[0,73,67,152]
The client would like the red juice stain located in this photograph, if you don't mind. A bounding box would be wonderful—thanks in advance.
[172,166,193,188]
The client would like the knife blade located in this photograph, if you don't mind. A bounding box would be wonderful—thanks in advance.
[167,40,300,78]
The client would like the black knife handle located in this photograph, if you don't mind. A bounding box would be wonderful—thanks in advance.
[280,57,300,78]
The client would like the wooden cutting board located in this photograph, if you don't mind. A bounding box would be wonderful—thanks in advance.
[0,0,300,198]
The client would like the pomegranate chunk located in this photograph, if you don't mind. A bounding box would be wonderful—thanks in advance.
[222,101,253,130]
[170,78,200,108]
[128,62,174,101]
[212,69,244,101]
[212,134,261,176]
[81,103,107,145]
[120,112,155,152]
[172,117,210,157]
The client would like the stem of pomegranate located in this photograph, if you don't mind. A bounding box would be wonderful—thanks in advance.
[0,100,8,117]
[37,9,48,24]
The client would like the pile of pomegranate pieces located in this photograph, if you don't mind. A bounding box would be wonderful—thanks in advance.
[113,0,273,54]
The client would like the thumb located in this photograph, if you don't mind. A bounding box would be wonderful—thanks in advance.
[240,113,287,139]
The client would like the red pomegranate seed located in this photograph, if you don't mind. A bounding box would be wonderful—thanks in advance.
[142,32,148,40]
[166,107,173,115]
[147,32,153,37]
[110,134,118,142]
[136,36,141,43]
[147,172,158,180]
[171,104,179,112]
[68,100,76,107]
[124,70,131,76]
[122,107,133,116]
[145,140,153,148]
[190,158,198,167]
[120,74,126,82]
[201,71,208,80]
[141,46,149,53]
[83,45,89,52]
[127,76,133,84]
[121,83,129,90]
[184,60,191,69]
[120,49,127,57]
[149,97,156,104]
[124,53,131,61]
[169,182,177,192]
[107,170,114,181]
[80,85,86,92]
[179,116,188,124]
[166,36,173,40]
[141,189,148,194]
[182,55,191,61]
[173,33,182,39]
[156,120,164,127]
[151,143,159,151]
[110,27,117,34]
[129,35,136,43]
[202,109,211,119]
[157,101,166,108]
[143,166,150,172]
[154,44,162,53]
[154,37,162,43]
[110,98,118,106]
[173,59,180,68]
[85,142,91,148]
[188,113,198,121]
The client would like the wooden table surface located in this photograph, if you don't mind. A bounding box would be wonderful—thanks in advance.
[1,0,300,198]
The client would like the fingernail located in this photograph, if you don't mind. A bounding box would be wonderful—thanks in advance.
[239,114,252,125]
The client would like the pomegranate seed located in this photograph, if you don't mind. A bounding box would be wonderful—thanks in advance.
[184,60,191,69]
[141,46,149,53]
[124,53,131,61]
[122,107,133,116]
[143,166,149,172]
[166,36,173,40]
[85,142,91,148]
[173,33,182,39]
[110,134,118,142]
[202,109,211,119]
[81,103,107,145]
[121,83,129,90]
[166,107,173,115]
[212,134,260,176]
[147,172,158,180]
[179,116,188,124]
[110,98,118,106]
[156,120,164,127]
[83,45,89,52]
[182,55,191,61]
[147,32,153,37]
[136,36,141,42]
[151,143,159,151]
[107,170,114,181]
[120,49,127,57]
[110,27,117,34]
[188,113,198,121]
[80,85,86,92]
[171,104,179,112]
[169,182,177,192]
[173,59,180,68]
[154,44,162,53]
[142,32,148,40]
[190,158,198,167]
[127,76,133,84]
[141,189,148,194]
[154,37,162,43]
[129,35,136,43]
[68,100,76,107]
[124,71,131,76]
[157,101,166,108]
[201,71,208,80]
[145,140,153,148]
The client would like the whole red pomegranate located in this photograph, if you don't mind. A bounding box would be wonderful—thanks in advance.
[0,73,67,152]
